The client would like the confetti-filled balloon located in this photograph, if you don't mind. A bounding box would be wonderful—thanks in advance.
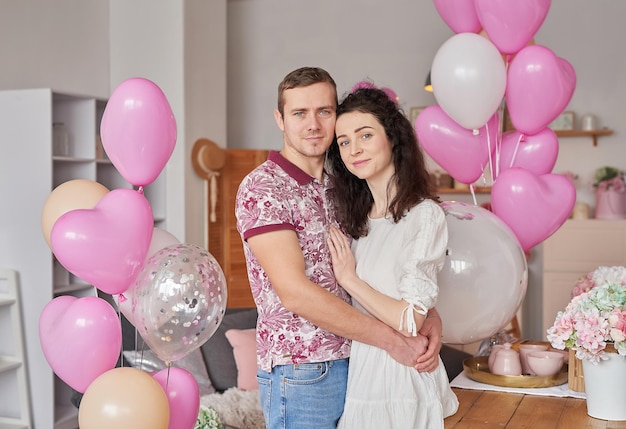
[131,243,227,363]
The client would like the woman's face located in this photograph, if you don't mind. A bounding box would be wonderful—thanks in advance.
[335,111,394,182]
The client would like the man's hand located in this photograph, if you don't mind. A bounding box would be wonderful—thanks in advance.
[414,309,443,372]
[386,331,429,366]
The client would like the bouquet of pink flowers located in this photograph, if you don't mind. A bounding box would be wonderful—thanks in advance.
[547,266,626,363]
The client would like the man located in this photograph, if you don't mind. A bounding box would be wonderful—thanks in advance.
[235,67,444,428]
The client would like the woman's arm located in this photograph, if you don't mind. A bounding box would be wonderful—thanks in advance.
[327,202,447,338]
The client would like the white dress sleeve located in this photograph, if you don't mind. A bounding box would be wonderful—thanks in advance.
[397,200,448,335]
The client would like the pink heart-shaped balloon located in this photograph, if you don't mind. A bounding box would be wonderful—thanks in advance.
[415,105,498,184]
[475,0,551,54]
[51,188,154,295]
[491,168,576,250]
[506,45,576,136]
[39,296,122,393]
[498,128,559,176]
[152,367,200,429]
[433,0,482,34]
[101,78,177,187]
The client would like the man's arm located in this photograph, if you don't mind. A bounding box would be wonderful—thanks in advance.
[247,229,427,366]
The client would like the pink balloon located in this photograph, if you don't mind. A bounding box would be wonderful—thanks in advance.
[433,0,482,33]
[152,367,200,429]
[491,168,576,251]
[39,296,122,393]
[101,78,177,186]
[498,128,559,176]
[475,0,551,55]
[431,33,507,130]
[506,45,577,136]
[50,188,154,295]
[415,105,498,184]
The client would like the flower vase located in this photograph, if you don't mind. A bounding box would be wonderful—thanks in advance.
[581,345,626,421]
[595,188,626,219]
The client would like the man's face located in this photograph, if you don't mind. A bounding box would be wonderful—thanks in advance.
[274,82,337,158]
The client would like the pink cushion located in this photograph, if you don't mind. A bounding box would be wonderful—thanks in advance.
[224,328,258,390]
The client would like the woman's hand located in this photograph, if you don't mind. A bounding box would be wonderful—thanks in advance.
[327,225,357,289]
[414,309,443,373]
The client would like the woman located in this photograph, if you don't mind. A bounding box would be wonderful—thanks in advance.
[326,85,458,428]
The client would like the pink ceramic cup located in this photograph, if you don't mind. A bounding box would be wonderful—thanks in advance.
[527,351,564,377]
[519,344,548,375]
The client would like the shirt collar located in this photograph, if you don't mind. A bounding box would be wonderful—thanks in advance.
[269,150,318,185]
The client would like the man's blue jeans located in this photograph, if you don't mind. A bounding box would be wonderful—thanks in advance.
[257,358,348,429]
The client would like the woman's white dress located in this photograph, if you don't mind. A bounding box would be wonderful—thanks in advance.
[337,200,459,428]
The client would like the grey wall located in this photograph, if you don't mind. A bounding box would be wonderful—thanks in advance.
[0,0,109,97]
[226,0,626,209]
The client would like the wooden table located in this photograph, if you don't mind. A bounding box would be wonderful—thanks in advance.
[445,388,626,428]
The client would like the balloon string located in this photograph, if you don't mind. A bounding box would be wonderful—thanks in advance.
[485,121,495,184]
[166,364,171,392]
[469,184,477,206]
[137,186,144,195]
[116,301,124,368]
[493,98,507,182]
[509,134,525,168]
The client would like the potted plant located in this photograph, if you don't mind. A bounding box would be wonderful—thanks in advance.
[547,265,626,420]
[195,405,224,429]
[593,166,626,219]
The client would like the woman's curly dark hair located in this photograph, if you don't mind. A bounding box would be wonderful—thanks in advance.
[326,86,439,239]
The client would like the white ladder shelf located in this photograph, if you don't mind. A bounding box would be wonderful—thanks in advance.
[0,269,31,429]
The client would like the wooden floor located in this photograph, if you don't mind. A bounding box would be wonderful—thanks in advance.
[445,388,626,428]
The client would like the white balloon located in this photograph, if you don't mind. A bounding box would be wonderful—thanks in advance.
[437,201,528,344]
[431,33,507,130]
[146,227,180,260]
[115,227,181,327]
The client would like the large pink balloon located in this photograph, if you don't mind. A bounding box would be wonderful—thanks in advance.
[415,105,498,184]
[491,168,576,251]
[498,128,559,176]
[153,368,200,429]
[50,188,154,295]
[131,244,228,363]
[433,0,482,34]
[431,33,507,130]
[475,0,551,54]
[506,45,576,136]
[39,296,122,393]
[101,78,177,187]
[438,202,527,344]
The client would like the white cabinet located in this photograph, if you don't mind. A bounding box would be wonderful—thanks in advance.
[0,89,165,429]
[0,270,30,429]
[538,219,626,340]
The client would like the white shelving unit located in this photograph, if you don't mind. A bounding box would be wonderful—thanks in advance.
[0,270,31,429]
[0,89,166,429]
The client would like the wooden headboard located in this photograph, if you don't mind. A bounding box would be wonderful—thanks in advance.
[191,138,269,309]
